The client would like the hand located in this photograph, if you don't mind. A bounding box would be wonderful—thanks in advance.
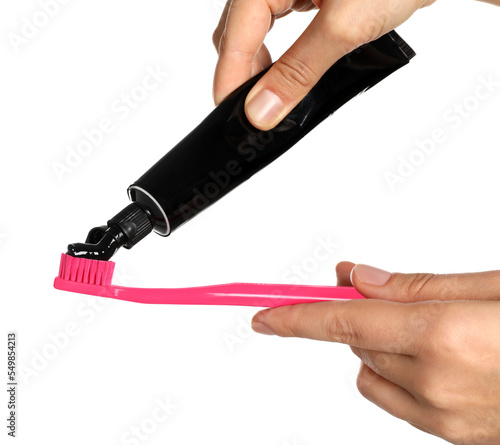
[251,262,500,444]
[212,0,436,131]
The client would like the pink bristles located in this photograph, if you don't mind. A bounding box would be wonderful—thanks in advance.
[58,253,115,286]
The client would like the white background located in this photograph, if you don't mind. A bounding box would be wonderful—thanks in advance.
[1,0,500,444]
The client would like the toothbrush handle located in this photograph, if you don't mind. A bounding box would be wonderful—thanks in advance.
[198,283,365,308]
[54,280,365,306]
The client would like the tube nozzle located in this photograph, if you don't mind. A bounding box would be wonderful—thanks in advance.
[66,203,153,261]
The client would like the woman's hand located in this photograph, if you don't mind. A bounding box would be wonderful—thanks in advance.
[212,0,436,131]
[251,262,500,444]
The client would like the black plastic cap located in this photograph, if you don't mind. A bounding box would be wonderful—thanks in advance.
[108,203,153,249]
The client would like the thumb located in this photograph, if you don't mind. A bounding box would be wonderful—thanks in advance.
[244,8,358,131]
[349,263,500,302]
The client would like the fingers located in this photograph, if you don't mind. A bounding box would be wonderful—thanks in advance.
[251,299,424,355]
[215,0,431,128]
[350,346,415,390]
[213,0,283,105]
[243,0,427,130]
[356,363,425,427]
[350,264,500,302]
[212,0,232,54]
[244,7,353,130]
[335,261,355,286]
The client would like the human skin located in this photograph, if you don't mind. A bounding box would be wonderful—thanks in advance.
[212,0,500,131]
[213,3,500,441]
[251,262,500,444]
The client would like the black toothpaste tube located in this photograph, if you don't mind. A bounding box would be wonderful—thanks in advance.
[67,30,415,261]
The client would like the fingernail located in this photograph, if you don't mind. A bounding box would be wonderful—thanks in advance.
[351,264,392,286]
[246,89,283,126]
[251,321,276,336]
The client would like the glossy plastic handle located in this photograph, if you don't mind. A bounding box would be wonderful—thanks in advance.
[54,278,364,306]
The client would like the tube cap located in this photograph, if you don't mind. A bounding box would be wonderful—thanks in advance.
[107,203,153,249]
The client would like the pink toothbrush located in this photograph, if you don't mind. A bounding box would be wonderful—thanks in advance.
[52,34,417,307]
[54,254,364,307]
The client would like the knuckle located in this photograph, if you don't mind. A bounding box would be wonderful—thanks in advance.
[326,308,358,344]
[404,273,438,300]
[325,17,381,55]
[356,365,378,397]
[407,301,444,341]
[356,375,369,397]
[407,301,451,357]
[213,27,227,53]
[356,370,370,397]
[416,370,453,411]
[218,42,255,61]
[366,13,389,40]
[470,426,498,445]
[273,53,316,93]
[277,305,306,337]
[428,309,468,358]
[418,380,447,409]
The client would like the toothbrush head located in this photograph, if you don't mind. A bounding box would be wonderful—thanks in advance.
[57,253,115,286]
